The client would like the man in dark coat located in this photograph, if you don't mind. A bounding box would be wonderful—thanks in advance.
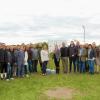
[75,41,80,72]
[68,41,77,72]
[60,42,69,73]
[0,44,7,79]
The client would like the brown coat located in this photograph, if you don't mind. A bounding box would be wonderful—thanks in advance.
[95,47,100,65]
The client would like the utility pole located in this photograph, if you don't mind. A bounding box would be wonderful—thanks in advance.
[82,25,85,43]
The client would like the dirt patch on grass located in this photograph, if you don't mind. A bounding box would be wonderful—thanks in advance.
[44,87,79,99]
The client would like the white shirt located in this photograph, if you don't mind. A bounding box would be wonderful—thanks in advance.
[41,50,49,62]
[24,51,28,65]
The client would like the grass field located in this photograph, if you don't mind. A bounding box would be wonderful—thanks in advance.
[0,60,100,100]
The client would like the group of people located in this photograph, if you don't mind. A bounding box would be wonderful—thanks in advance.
[53,41,100,74]
[0,41,100,81]
[0,43,49,81]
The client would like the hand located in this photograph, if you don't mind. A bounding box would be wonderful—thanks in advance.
[93,57,95,60]
[79,54,81,56]
[8,62,10,64]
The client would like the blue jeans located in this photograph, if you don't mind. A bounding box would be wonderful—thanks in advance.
[17,63,24,77]
[28,60,33,73]
[79,61,85,73]
[42,61,48,74]
[24,65,29,74]
[88,60,94,74]
[7,63,12,79]
[75,57,80,72]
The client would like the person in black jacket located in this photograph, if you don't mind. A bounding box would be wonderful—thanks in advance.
[5,46,14,81]
[75,41,80,72]
[60,42,69,73]
[0,44,7,80]
[53,44,60,74]
[88,44,96,74]
[69,41,77,73]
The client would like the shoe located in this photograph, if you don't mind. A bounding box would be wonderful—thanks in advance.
[1,78,3,80]
[42,74,45,76]
[44,73,47,76]
[10,78,14,80]
[6,79,10,81]
[26,74,29,77]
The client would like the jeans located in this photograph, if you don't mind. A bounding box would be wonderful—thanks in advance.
[88,60,94,74]
[75,57,80,72]
[79,61,85,73]
[28,60,33,73]
[7,63,12,79]
[42,61,48,74]
[17,63,24,77]
[24,65,29,74]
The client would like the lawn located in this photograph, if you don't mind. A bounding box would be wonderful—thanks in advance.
[0,60,100,100]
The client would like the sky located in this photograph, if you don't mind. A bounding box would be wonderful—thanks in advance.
[0,0,100,44]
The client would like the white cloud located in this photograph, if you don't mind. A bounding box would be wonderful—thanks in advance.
[0,0,100,44]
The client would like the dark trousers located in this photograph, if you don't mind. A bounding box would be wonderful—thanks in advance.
[32,60,38,72]
[0,62,7,73]
[54,58,60,74]
[7,63,12,79]
[28,60,33,73]
[39,59,42,71]
[69,57,76,72]
[85,60,89,72]
[42,61,48,74]
[24,65,29,74]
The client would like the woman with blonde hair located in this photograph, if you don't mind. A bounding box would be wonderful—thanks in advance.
[41,45,49,76]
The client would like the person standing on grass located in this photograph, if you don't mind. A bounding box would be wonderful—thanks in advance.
[95,45,100,73]
[60,42,69,73]
[13,46,18,77]
[17,46,25,77]
[92,42,98,73]
[27,45,33,73]
[69,41,77,73]
[6,46,14,81]
[10,46,16,80]
[53,44,60,74]
[38,44,43,72]
[24,46,29,77]
[41,45,49,76]
[75,41,80,72]
[31,45,39,73]
[85,43,89,72]
[79,44,87,73]
[88,44,96,74]
[0,44,7,80]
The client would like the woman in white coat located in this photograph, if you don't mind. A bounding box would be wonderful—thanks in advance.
[41,45,49,75]
[24,46,29,77]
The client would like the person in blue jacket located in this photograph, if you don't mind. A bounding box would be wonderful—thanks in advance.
[88,44,96,74]
[17,46,25,77]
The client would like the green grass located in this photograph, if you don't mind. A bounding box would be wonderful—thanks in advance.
[0,60,100,100]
